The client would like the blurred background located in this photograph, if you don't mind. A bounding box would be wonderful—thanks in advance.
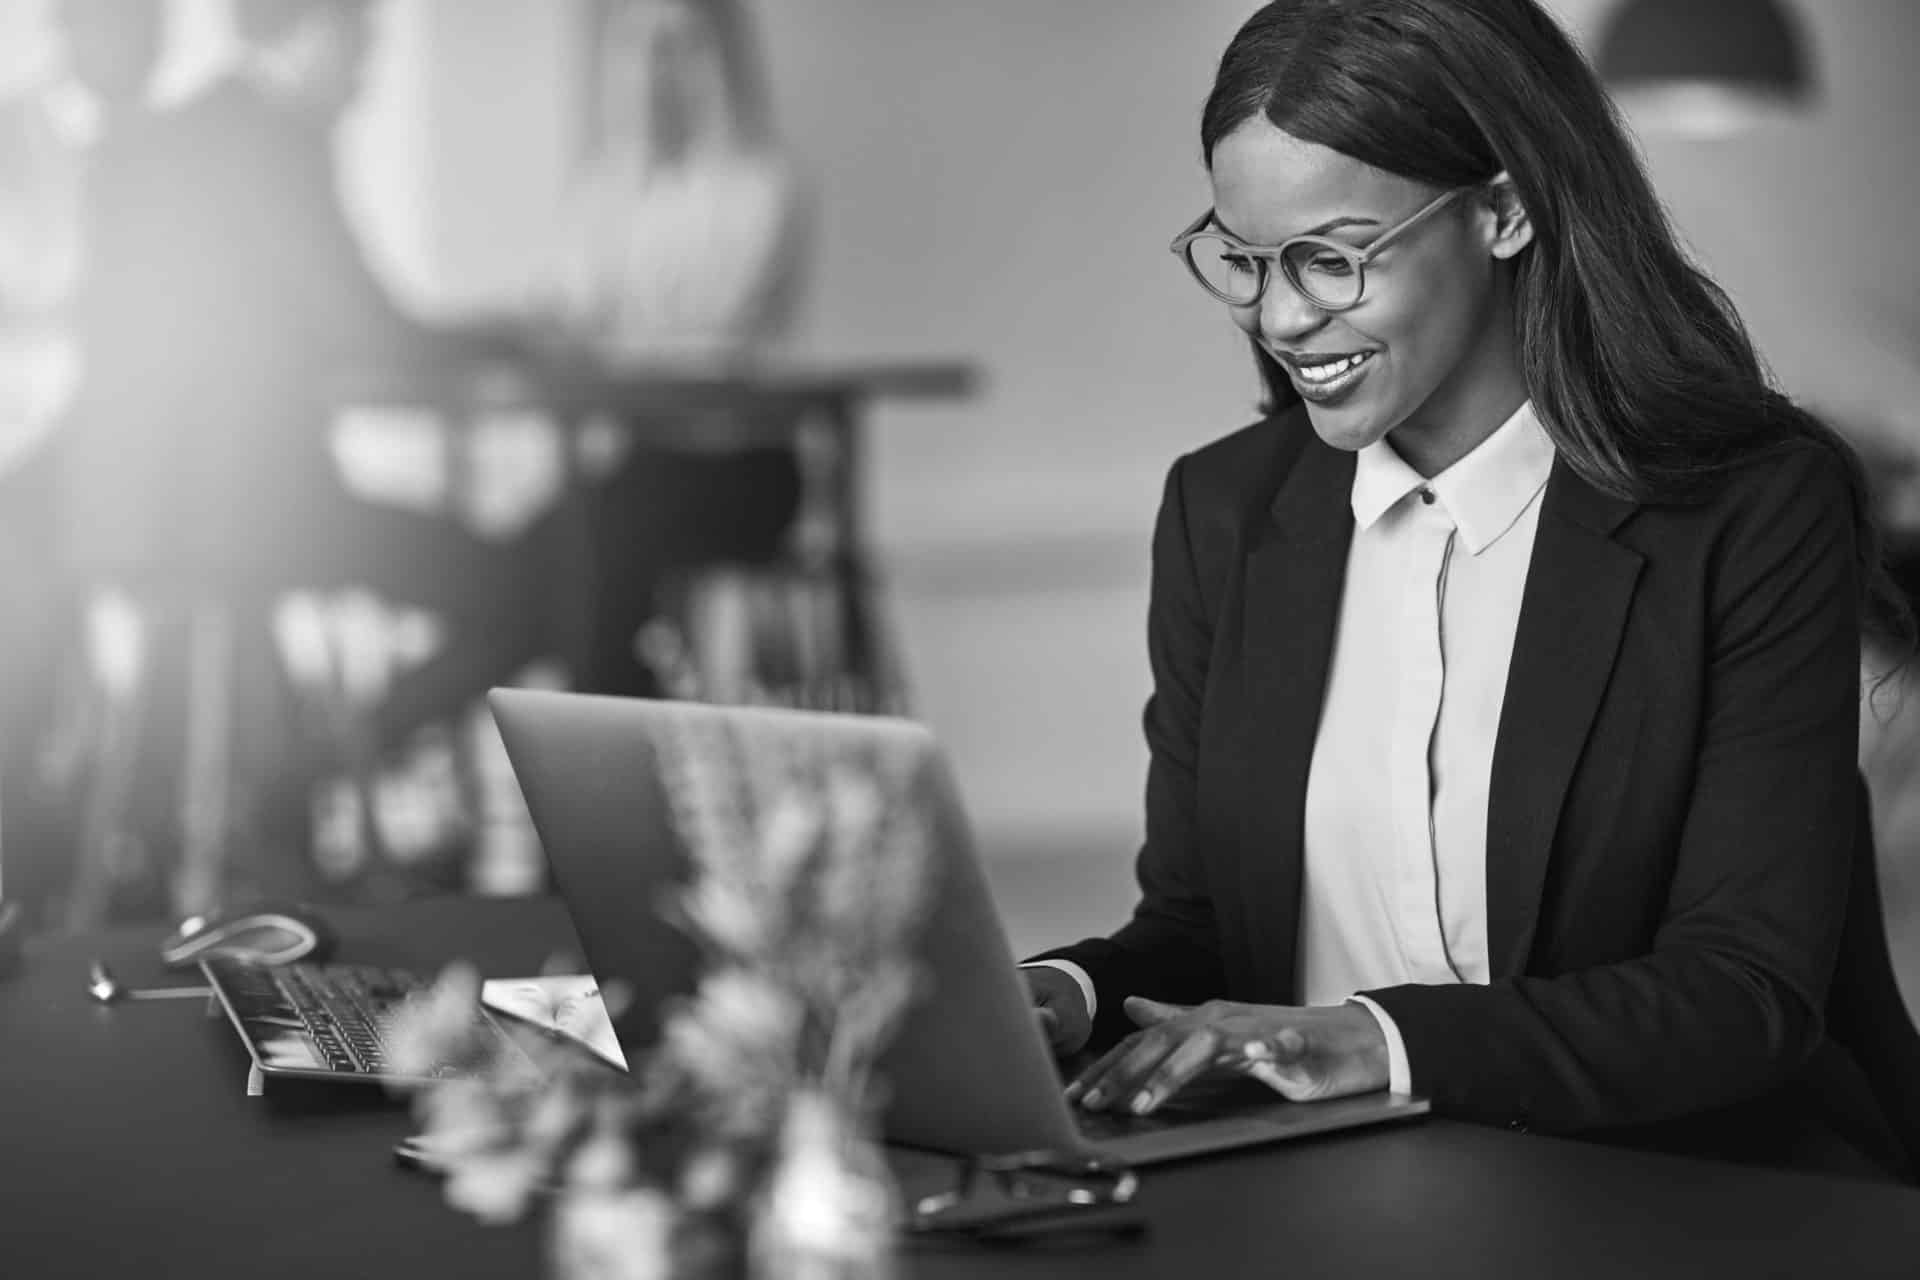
[0,0,1916,980]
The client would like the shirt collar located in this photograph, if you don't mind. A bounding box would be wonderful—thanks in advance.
[1349,400,1555,555]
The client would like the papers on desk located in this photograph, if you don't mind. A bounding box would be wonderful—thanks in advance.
[480,976,628,1070]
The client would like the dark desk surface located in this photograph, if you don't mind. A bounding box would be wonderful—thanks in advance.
[5,896,1918,1278]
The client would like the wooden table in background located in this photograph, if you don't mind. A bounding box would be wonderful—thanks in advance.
[341,350,981,711]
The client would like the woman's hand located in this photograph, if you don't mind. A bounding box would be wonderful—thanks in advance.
[1022,966,1094,1057]
[1067,997,1390,1115]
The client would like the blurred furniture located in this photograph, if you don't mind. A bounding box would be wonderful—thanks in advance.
[54,371,542,927]
[342,350,979,716]
[5,894,1919,1279]
[57,582,394,931]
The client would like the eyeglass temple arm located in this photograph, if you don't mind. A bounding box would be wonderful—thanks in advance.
[1169,208,1217,252]
[1173,185,1468,261]
[1356,186,1469,264]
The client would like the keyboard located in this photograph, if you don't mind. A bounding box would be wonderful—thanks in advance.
[202,957,510,1084]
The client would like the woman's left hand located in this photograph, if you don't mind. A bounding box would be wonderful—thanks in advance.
[1066,997,1391,1115]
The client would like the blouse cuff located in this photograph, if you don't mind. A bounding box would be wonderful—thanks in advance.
[1347,994,1412,1095]
[1020,959,1098,1023]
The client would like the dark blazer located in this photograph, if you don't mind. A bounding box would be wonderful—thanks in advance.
[1040,403,1906,1171]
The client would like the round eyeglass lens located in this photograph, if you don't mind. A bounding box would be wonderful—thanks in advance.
[1278,240,1363,310]
[1183,233,1266,305]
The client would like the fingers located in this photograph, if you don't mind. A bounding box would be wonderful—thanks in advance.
[1070,1007,1338,1111]
[1064,1034,1136,1106]
[1125,1025,1219,1114]
[1069,1020,1218,1115]
[1220,1025,1327,1100]
[1123,996,1188,1027]
[1062,997,1196,1109]
[1072,1003,1381,1110]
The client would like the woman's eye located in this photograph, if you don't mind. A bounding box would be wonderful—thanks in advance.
[1304,254,1354,276]
[1222,254,1259,277]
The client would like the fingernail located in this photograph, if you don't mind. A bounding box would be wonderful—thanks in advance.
[1081,1087,1104,1108]
[1130,1090,1155,1115]
[1063,1081,1083,1103]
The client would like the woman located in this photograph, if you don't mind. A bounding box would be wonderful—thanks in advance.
[1023,0,1913,1178]
[542,0,805,358]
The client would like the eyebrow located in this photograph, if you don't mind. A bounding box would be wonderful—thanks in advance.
[1212,212,1382,242]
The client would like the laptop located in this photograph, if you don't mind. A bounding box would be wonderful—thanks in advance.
[489,688,1428,1164]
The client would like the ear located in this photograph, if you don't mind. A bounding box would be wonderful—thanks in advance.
[1482,171,1534,261]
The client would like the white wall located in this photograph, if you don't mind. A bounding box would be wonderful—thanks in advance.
[748,1,1260,853]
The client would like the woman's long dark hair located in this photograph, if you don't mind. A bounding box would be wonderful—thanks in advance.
[1203,0,1910,650]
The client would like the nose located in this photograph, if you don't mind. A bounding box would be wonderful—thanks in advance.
[1252,272,1330,345]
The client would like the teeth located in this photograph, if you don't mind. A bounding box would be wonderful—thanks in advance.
[1296,353,1369,383]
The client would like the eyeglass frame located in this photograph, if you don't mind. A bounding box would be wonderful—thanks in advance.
[1169,184,1474,312]
[908,1148,1142,1241]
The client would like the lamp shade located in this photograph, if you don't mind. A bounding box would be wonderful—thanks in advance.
[1595,0,1815,135]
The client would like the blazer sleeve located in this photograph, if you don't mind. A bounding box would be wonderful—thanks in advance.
[1029,455,1228,1045]
[1363,445,1862,1133]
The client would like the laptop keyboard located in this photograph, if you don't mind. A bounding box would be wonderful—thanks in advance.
[203,957,495,1078]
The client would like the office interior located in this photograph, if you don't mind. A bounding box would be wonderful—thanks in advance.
[0,0,1917,1001]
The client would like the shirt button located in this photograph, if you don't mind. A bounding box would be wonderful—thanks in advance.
[1419,488,1436,505]
[1508,1118,1530,1134]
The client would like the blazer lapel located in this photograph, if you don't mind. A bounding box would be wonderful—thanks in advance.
[1235,437,1355,1003]
[1486,460,1643,978]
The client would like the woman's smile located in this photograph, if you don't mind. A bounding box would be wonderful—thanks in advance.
[1282,349,1378,403]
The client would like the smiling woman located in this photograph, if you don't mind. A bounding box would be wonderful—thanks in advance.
[1015,0,1920,1183]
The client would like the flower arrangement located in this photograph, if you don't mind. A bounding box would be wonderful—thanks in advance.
[388,711,936,1280]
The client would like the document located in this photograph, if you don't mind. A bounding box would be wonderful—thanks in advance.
[480,975,628,1070]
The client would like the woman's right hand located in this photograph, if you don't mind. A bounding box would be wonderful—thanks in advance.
[1022,966,1093,1057]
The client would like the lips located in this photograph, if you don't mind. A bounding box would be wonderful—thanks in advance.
[1283,350,1376,403]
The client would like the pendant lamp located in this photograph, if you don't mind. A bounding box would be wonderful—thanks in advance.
[1595,0,1815,136]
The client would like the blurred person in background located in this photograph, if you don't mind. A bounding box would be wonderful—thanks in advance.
[52,0,561,908]
[58,0,558,743]
[537,0,807,698]
[0,0,164,917]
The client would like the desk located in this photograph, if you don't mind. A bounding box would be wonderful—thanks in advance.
[4,896,1918,1279]
[340,351,979,711]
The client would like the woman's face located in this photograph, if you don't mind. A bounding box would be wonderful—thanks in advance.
[601,0,727,162]
[1208,117,1528,474]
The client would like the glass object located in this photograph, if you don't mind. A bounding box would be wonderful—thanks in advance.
[1171,186,1469,311]
[908,1148,1142,1242]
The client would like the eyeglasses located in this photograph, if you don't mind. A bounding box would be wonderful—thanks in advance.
[1170,186,1471,312]
[908,1148,1143,1245]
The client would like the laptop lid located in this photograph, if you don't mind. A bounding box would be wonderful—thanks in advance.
[489,689,1428,1162]
[489,689,1084,1156]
